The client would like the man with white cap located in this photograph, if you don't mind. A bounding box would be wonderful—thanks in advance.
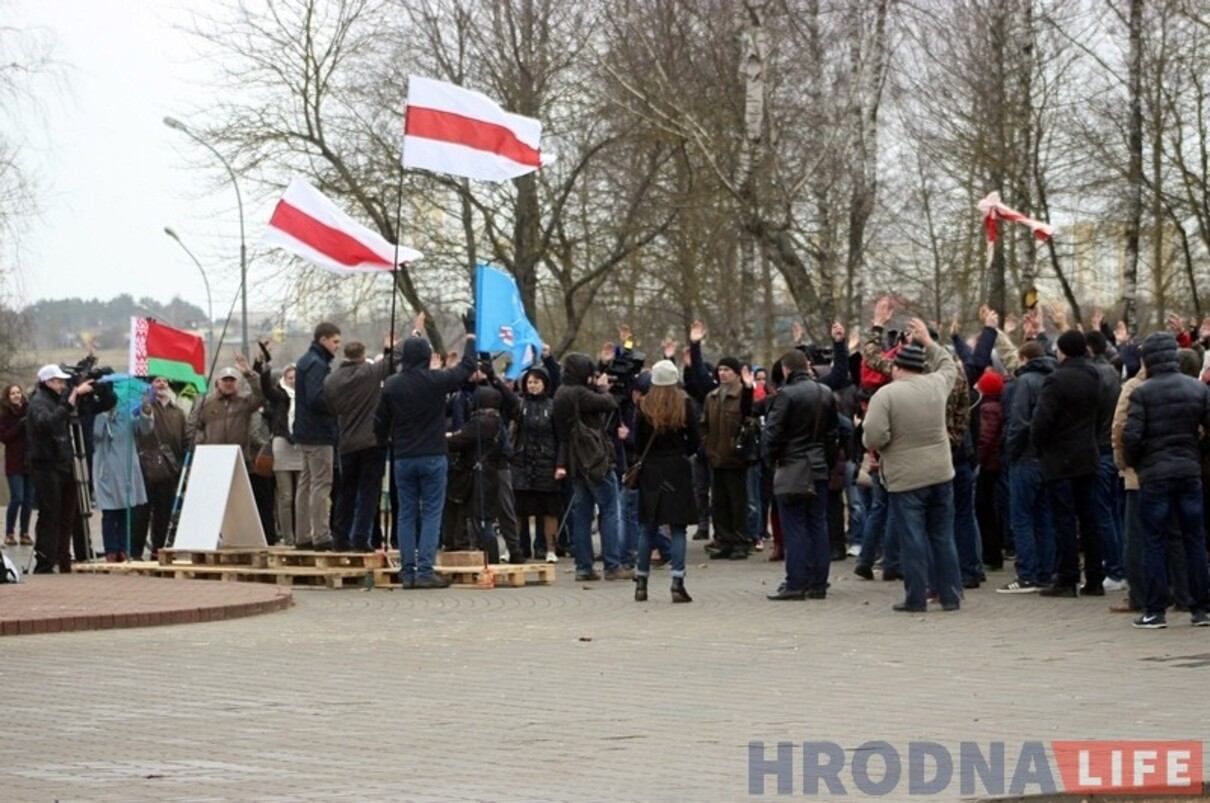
[27,364,94,572]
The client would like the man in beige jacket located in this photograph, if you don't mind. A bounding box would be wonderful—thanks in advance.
[1111,365,1146,612]
[863,319,961,613]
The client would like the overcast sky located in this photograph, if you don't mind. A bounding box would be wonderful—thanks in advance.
[11,0,277,316]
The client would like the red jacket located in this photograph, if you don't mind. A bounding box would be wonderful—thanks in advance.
[977,397,1003,472]
[0,403,29,476]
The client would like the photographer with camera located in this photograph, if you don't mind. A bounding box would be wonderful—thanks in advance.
[27,364,98,572]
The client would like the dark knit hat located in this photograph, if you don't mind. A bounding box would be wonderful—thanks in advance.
[717,356,742,375]
[1056,330,1088,358]
[893,344,928,373]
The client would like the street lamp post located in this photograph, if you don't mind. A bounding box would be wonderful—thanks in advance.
[163,116,248,356]
[163,227,216,358]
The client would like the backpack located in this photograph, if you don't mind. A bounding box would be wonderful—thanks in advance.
[1,550,22,584]
[568,392,612,485]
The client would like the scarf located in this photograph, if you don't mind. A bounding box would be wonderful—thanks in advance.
[281,379,296,434]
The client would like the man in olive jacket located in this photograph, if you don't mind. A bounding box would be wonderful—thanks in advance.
[863,320,961,613]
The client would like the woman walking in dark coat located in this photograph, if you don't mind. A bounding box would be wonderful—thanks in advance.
[0,384,34,545]
[634,360,700,603]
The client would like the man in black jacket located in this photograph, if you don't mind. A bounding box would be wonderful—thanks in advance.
[27,364,96,572]
[1123,332,1210,629]
[375,311,476,588]
[553,353,629,582]
[293,322,341,550]
[326,338,391,552]
[1030,330,1106,597]
[1088,331,1125,589]
[763,349,839,600]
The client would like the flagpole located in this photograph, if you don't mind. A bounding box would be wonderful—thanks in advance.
[381,132,407,573]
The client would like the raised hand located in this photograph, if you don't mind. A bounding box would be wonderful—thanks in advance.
[599,341,616,365]
[1114,320,1129,344]
[689,320,706,344]
[1003,313,1018,335]
[872,296,894,327]
[233,352,250,373]
[950,315,961,337]
[661,336,677,360]
[1090,307,1104,332]
[542,342,552,358]
[909,318,933,348]
[982,306,999,330]
[740,364,755,388]
[1049,300,1068,330]
[617,324,633,345]
[830,321,845,343]
[791,321,805,345]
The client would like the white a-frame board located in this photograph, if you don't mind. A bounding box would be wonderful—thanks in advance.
[174,444,268,550]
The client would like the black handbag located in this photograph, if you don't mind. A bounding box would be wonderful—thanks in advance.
[622,430,657,491]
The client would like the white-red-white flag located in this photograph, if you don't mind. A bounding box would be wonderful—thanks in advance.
[403,75,548,182]
[977,192,1054,242]
[263,178,422,273]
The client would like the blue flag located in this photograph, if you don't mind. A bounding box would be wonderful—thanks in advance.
[474,263,543,380]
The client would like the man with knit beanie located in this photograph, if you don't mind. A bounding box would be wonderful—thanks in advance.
[1030,329,1106,598]
[691,321,756,560]
[863,319,962,613]
[1122,332,1210,629]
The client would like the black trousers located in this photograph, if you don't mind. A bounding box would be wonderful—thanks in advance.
[827,488,846,555]
[711,466,749,548]
[249,472,277,546]
[975,470,1004,568]
[133,476,179,557]
[1045,474,1103,589]
[334,446,386,550]
[32,467,77,573]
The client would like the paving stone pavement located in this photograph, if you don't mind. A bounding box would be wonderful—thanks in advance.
[1,544,1208,802]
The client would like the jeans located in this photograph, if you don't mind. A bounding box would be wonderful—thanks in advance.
[746,463,765,542]
[296,444,334,546]
[1008,461,1056,585]
[1045,474,1103,589]
[571,472,621,574]
[891,481,962,609]
[1139,477,1209,616]
[952,460,982,582]
[620,487,641,566]
[636,523,687,578]
[857,471,893,571]
[133,476,177,555]
[1122,490,1145,610]
[846,461,867,547]
[1095,449,1125,580]
[777,482,830,593]
[101,507,143,555]
[393,455,447,580]
[335,446,386,550]
[6,473,34,535]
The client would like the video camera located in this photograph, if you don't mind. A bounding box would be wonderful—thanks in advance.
[604,347,646,400]
[62,355,115,386]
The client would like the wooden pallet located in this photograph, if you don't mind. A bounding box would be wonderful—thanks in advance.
[159,547,385,571]
[372,562,556,589]
[157,548,274,567]
[74,560,372,589]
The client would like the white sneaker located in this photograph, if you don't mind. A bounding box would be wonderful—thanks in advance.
[846,545,861,557]
[545,552,558,564]
[500,550,511,563]
[1103,577,1128,592]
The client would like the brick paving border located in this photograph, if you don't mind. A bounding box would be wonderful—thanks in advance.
[0,574,293,636]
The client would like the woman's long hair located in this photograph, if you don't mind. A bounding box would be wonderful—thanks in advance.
[0,383,26,417]
[639,385,686,433]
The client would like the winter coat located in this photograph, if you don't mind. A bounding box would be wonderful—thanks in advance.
[701,381,754,470]
[137,398,188,471]
[976,396,1004,473]
[1090,354,1122,450]
[552,353,618,478]
[25,384,76,473]
[292,341,337,446]
[325,357,389,455]
[512,373,559,493]
[376,336,475,458]
[260,368,293,440]
[0,401,29,476]
[187,370,265,464]
[93,408,153,510]
[633,396,700,527]
[1030,355,1103,481]
[1005,357,1056,464]
[764,371,838,481]
[446,409,505,519]
[1123,335,1210,484]
[862,342,959,493]
[1112,368,1146,491]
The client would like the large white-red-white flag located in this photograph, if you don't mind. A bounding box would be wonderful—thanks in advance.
[403,75,548,182]
[977,192,1054,242]
[263,178,422,274]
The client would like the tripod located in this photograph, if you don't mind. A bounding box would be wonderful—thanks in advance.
[69,413,96,563]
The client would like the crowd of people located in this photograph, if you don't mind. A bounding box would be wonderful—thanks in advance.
[4,299,1210,627]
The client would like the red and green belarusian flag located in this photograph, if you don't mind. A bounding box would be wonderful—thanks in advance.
[129,317,207,392]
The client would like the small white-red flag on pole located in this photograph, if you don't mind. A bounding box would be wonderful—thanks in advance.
[977,192,1054,243]
[403,75,550,182]
[262,177,422,274]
